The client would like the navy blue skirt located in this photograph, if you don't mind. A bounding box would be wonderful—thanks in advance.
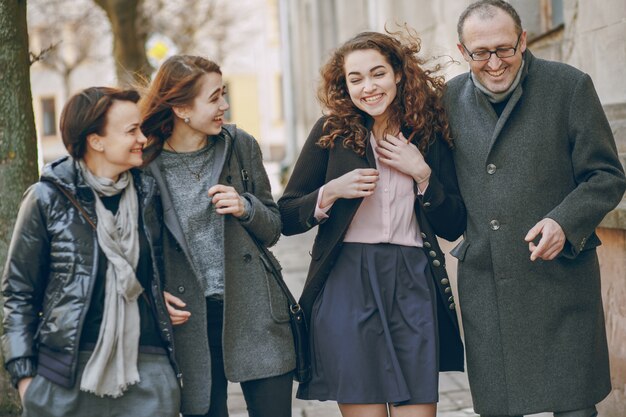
[297,243,439,405]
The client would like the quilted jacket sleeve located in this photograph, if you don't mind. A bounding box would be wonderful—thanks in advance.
[1,183,51,386]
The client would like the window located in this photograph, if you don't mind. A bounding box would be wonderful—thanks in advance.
[511,0,564,40]
[542,0,564,31]
[41,97,57,136]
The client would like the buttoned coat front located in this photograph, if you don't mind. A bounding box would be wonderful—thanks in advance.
[279,116,466,374]
[146,125,295,415]
[444,51,626,416]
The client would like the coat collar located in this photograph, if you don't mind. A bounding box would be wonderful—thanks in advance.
[470,50,534,159]
[146,127,232,258]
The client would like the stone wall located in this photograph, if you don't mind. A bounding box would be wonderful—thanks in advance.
[597,227,626,416]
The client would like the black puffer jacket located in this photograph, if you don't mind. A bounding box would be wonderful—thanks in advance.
[1,156,179,388]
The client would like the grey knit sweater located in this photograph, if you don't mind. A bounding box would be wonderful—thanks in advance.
[160,142,224,297]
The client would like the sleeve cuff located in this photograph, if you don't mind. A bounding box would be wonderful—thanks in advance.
[238,195,254,223]
[6,357,37,388]
[314,186,332,221]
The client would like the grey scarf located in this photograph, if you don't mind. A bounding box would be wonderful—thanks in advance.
[78,161,143,398]
[471,59,525,103]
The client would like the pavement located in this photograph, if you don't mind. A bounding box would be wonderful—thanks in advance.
[223,230,553,417]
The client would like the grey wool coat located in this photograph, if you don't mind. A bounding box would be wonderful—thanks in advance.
[146,125,295,415]
[444,50,626,416]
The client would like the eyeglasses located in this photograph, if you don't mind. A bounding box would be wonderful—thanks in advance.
[462,34,522,61]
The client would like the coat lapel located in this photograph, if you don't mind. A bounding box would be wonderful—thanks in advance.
[484,52,533,161]
[485,81,523,159]
[148,161,191,255]
[147,127,230,259]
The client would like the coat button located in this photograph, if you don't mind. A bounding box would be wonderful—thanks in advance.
[432,260,441,267]
[423,241,431,248]
[243,253,252,262]
[421,232,427,239]
[226,175,232,184]
[177,285,185,294]
[490,219,500,230]
[448,296,454,302]
[445,286,452,294]
[429,250,437,258]
[449,302,456,310]
[487,163,497,174]
[440,278,449,285]
[423,201,431,207]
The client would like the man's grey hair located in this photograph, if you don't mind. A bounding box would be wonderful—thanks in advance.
[457,0,523,43]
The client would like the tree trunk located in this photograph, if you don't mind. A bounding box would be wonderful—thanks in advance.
[94,0,151,86]
[0,0,39,415]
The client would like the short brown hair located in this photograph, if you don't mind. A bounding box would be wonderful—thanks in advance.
[139,55,221,162]
[457,0,523,43]
[60,87,140,159]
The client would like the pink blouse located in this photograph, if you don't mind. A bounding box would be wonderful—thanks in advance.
[315,135,424,247]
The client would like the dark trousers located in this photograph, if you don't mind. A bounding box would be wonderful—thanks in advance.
[184,298,292,417]
[481,405,598,417]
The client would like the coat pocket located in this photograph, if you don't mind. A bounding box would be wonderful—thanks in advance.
[260,255,291,324]
[450,239,470,261]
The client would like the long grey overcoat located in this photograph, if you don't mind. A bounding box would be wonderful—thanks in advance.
[146,125,295,415]
[443,51,626,416]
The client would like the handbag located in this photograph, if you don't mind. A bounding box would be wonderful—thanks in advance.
[229,132,312,383]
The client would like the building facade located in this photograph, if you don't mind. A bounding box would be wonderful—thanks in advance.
[279,1,626,415]
[28,0,286,170]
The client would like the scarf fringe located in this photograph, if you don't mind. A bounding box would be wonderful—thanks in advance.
[80,376,141,398]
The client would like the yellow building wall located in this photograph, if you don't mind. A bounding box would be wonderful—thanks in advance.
[224,75,261,141]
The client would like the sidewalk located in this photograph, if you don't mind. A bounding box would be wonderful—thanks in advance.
[225,230,551,417]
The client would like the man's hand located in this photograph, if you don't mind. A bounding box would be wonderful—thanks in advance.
[525,218,566,261]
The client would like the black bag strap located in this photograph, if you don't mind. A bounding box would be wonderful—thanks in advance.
[230,132,302,312]
[51,182,97,229]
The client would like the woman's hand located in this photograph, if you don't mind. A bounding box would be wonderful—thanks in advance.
[164,291,191,325]
[377,133,431,189]
[18,377,33,403]
[208,184,246,218]
[320,168,379,207]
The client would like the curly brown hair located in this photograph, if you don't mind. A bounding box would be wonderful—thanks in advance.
[317,28,452,156]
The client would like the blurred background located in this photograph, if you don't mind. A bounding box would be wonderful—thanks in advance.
[1,0,625,415]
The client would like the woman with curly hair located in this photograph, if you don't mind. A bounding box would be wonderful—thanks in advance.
[278,30,466,417]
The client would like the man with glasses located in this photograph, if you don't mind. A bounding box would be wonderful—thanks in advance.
[443,1,626,417]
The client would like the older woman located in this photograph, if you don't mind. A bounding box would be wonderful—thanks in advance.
[1,87,180,417]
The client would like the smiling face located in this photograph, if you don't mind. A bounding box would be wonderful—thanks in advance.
[184,72,230,136]
[92,100,146,176]
[458,8,526,94]
[344,49,400,125]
